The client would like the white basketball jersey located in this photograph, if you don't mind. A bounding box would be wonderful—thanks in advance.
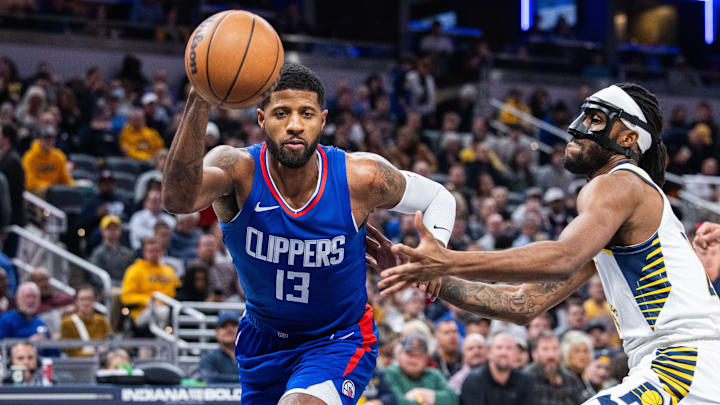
[593,163,720,367]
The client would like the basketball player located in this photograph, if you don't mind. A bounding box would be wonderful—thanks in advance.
[162,64,455,405]
[378,83,720,404]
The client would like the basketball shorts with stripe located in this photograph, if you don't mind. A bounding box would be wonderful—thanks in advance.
[235,305,378,405]
[583,342,720,405]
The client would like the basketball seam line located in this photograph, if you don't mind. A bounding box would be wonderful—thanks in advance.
[205,11,233,102]
[221,15,256,104]
[231,31,281,105]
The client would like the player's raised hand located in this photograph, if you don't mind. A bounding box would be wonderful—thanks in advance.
[378,211,450,296]
[694,222,720,250]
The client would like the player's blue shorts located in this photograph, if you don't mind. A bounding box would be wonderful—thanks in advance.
[234,305,378,405]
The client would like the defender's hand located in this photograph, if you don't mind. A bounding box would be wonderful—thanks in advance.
[365,224,398,274]
[694,222,720,250]
[378,211,450,296]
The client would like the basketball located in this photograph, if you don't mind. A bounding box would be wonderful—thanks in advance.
[184,10,284,109]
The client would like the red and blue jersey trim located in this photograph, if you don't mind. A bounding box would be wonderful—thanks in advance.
[259,143,328,218]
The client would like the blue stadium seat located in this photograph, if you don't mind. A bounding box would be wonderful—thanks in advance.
[69,153,98,173]
[46,185,87,215]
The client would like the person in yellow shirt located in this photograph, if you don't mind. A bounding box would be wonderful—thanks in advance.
[119,108,164,161]
[22,126,73,196]
[499,88,531,126]
[60,285,112,357]
[121,236,180,329]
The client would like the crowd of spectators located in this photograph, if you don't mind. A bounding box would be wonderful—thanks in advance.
[1,40,720,400]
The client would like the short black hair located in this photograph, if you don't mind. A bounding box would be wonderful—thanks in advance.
[259,63,325,110]
[0,124,18,146]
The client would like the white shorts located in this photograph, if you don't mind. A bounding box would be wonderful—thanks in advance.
[584,342,720,405]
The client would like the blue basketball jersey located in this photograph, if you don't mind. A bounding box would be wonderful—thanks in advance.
[220,143,368,337]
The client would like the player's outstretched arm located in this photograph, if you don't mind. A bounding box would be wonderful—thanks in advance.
[694,222,720,249]
[162,88,250,214]
[437,261,596,324]
[379,173,638,290]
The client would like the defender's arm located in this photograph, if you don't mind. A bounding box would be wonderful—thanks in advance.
[438,260,597,324]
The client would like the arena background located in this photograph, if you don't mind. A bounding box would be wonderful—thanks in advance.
[0,0,719,404]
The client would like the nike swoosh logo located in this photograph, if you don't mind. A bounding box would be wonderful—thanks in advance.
[433,225,450,232]
[255,202,279,212]
[337,332,354,340]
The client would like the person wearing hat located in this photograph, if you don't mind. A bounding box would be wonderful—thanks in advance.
[198,311,239,383]
[80,169,134,250]
[383,334,459,405]
[543,187,570,239]
[89,215,135,286]
[141,92,169,139]
[119,108,164,161]
[584,321,618,361]
[21,118,73,197]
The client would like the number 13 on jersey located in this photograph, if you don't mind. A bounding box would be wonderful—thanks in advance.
[276,269,310,303]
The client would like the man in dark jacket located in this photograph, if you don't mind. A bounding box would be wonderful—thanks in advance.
[198,311,239,383]
[460,332,532,405]
[523,331,584,405]
[0,124,26,259]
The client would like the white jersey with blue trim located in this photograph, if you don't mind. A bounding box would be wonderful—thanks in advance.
[593,162,720,368]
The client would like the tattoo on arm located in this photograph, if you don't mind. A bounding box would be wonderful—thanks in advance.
[166,155,204,185]
[372,159,405,208]
[439,276,572,324]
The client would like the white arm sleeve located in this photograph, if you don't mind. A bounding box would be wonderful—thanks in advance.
[390,171,456,246]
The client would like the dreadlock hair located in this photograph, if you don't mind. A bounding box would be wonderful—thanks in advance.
[616,83,667,186]
[258,63,325,110]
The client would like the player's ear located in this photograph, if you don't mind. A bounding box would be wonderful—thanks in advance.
[320,109,328,130]
[617,128,638,149]
[257,108,265,129]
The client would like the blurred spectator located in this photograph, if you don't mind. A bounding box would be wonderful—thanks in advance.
[22,124,73,197]
[462,40,492,80]
[684,157,720,201]
[0,124,26,230]
[168,213,202,259]
[437,84,476,133]
[543,187,570,239]
[524,331,584,405]
[512,213,542,247]
[5,342,42,385]
[121,237,180,329]
[560,331,593,381]
[152,220,185,277]
[583,276,612,327]
[668,123,712,174]
[188,234,238,300]
[691,102,718,148]
[29,266,73,314]
[536,146,575,193]
[464,142,505,188]
[459,333,532,405]
[15,85,47,140]
[0,267,12,313]
[584,321,618,361]
[119,108,164,161]
[499,89,530,127]
[494,126,534,167]
[102,348,131,371]
[140,92,169,138]
[526,313,553,341]
[420,21,454,56]
[448,333,487,394]
[198,311,239,383]
[128,189,176,251]
[406,56,437,127]
[605,352,629,388]
[89,215,135,287]
[134,148,166,204]
[176,260,209,301]
[505,148,536,193]
[359,369,398,405]
[386,126,437,172]
[581,357,611,400]
[0,56,23,103]
[465,317,491,339]
[0,282,50,340]
[432,319,462,378]
[556,300,586,340]
[80,170,134,242]
[60,285,111,357]
[384,334,459,405]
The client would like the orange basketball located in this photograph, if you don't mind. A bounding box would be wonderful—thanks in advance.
[185,10,284,109]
